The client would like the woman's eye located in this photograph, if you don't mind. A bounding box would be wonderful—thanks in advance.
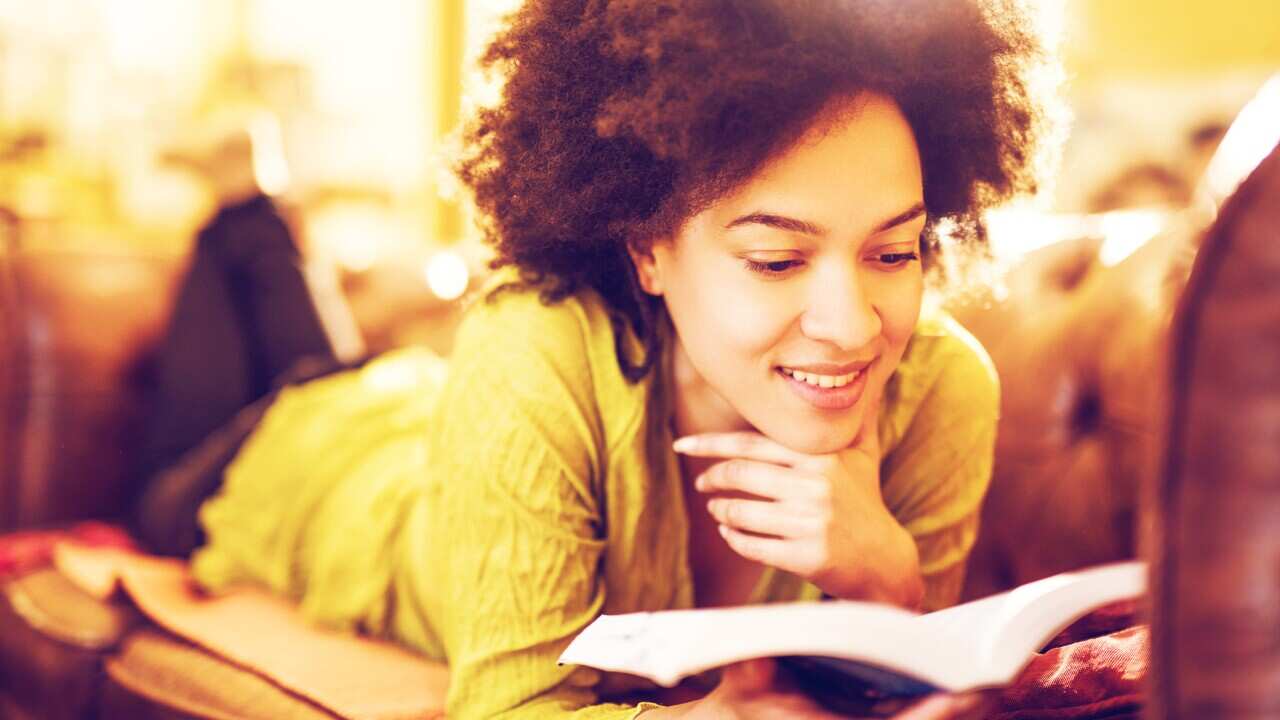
[743,258,803,277]
[873,252,920,268]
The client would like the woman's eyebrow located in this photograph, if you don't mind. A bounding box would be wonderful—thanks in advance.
[871,202,927,234]
[725,212,825,235]
[724,201,927,236]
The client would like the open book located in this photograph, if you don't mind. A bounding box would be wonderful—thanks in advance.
[561,561,1144,705]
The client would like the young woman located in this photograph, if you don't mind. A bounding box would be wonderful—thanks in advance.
[187,1,1054,717]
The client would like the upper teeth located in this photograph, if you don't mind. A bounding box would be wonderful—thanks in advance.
[781,367,861,388]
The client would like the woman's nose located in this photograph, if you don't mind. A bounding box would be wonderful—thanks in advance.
[798,269,881,352]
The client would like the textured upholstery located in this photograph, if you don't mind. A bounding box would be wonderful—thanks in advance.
[1,567,139,648]
[951,228,1195,599]
[1149,145,1280,717]
[102,629,341,720]
[0,249,183,531]
[0,247,182,719]
[0,569,138,719]
[0,217,21,531]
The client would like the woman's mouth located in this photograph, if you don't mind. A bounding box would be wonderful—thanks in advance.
[776,364,871,410]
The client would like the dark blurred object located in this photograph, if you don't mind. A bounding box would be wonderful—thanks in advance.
[134,112,365,557]
[1149,144,1280,716]
[132,192,347,557]
[136,193,337,482]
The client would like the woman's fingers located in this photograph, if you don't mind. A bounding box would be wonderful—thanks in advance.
[719,658,777,694]
[715,660,850,719]
[674,432,804,467]
[695,459,825,500]
[717,524,800,569]
[708,497,817,538]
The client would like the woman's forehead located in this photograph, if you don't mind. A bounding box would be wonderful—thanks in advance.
[693,94,925,239]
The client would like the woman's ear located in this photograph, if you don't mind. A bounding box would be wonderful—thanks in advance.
[627,243,664,296]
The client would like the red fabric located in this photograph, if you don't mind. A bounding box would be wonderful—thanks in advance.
[988,624,1148,720]
[0,522,137,581]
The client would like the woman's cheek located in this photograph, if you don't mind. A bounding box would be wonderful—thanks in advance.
[714,282,798,355]
[878,275,924,346]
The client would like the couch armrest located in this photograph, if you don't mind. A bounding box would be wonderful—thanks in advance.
[0,568,140,720]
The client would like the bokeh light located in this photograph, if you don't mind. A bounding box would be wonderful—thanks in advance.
[423,250,469,301]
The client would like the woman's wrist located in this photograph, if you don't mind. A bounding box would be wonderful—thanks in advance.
[821,521,924,608]
[875,523,925,609]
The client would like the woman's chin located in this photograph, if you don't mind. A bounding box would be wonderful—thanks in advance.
[757,420,860,456]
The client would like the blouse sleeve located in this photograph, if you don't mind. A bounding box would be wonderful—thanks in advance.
[879,326,1000,612]
[417,291,656,720]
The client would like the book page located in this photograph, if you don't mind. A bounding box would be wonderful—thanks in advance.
[562,601,980,690]
[561,561,1147,692]
[979,561,1145,685]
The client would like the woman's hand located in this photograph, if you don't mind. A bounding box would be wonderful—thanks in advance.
[674,396,923,607]
[638,659,850,719]
[640,659,983,719]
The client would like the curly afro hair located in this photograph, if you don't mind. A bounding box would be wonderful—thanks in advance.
[457,0,1058,382]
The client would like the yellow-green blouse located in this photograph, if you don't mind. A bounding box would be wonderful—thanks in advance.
[191,276,999,720]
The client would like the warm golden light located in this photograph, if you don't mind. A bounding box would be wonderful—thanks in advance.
[985,205,1169,269]
[248,113,290,197]
[423,250,469,301]
[1201,75,1280,206]
[1097,210,1167,267]
[309,204,392,273]
[463,0,526,113]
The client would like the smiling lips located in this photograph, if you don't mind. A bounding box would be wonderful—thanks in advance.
[779,366,860,388]
[776,361,872,410]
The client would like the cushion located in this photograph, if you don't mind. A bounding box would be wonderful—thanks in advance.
[0,568,138,720]
[56,544,449,720]
[103,628,340,720]
[2,566,139,648]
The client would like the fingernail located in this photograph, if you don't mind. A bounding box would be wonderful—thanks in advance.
[672,437,694,453]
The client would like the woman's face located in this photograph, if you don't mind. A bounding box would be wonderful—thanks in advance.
[634,92,926,455]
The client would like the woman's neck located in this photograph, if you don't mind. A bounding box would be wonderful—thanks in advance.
[669,336,755,440]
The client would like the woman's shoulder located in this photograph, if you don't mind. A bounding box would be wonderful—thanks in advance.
[904,306,998,396]
[452,268,626,380]
[880,305,1000,453]
[446,267,649,447]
